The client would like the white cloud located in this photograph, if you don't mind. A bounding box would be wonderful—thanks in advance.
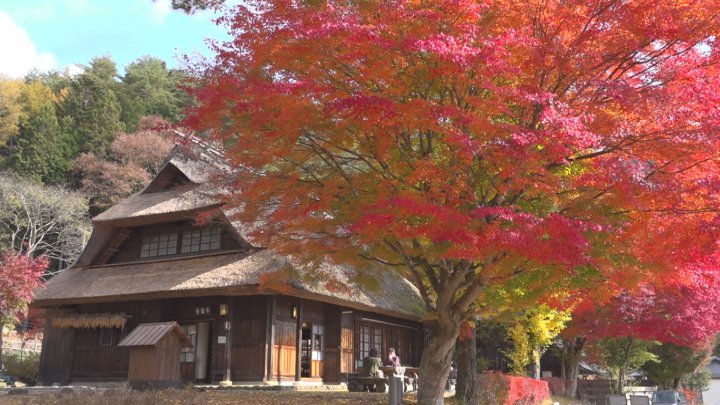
[66,64,85,77]
[0,11,56,78]
[150,0,173,24]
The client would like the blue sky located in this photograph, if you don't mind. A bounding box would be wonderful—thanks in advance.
[0,0,229,78]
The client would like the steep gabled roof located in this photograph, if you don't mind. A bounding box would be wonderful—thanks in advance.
[74,138,231,267]
[93,185,219,223]
[38,133,427,320]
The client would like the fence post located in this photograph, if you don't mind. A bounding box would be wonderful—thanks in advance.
[388,375,403,405]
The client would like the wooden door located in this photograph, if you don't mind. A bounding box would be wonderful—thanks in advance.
[340,313,354,373]
[194,322,210,381]
[179,324,198,381]
[309,325,324,378]
[272,320,297,379]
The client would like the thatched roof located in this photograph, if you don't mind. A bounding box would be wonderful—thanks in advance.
[92,185,219,223]
[35,250,426,321]
[42,136,427,321]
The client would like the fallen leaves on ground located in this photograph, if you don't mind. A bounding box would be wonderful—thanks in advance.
[0,388,407,405]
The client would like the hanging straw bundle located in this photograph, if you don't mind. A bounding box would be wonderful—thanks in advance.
[52,313,127,329]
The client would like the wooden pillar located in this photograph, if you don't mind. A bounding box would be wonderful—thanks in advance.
[265,296,275,381]
[295,298,303,382]
[223,297,235,383]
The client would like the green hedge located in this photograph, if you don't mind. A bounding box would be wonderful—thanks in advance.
[4,351,40,385]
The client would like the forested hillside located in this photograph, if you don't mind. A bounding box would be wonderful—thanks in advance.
[1,56,187,183]
[0,55,187,269]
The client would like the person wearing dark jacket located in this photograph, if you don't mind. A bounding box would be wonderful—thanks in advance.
[360,347,383,392]
[361,347,383,377]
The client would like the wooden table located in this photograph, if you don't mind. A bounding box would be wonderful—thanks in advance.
[380,366,420,376]
[379,366,420,392]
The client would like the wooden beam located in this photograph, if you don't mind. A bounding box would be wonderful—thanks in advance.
[264,295,275,381]
[94,228,132,265]
[34,287,423,323]
[295,298,303,382]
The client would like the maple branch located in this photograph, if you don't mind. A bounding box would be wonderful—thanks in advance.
[357,254,404,267]
[666,156,717,175]
[418,258,443,297]
[297,132,359,195]
[452,255,502,315]
[386,240,436,311]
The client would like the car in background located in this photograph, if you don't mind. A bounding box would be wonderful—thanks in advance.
[0,375,26,387]
[652,390,689,405]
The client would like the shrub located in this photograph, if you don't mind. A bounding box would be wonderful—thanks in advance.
[506,375,551,405]
[540,376,564,396]
[476,371,550,405]
[4,351,40,385]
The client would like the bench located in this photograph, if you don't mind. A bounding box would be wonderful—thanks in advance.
[347,376,388,393]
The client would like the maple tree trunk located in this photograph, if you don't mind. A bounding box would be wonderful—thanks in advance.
[0,322,5,372]
[565,359,580,398]
[418,319,460,405]
[562,337,586,398]
[616,338,634,394]
[455,328,477,404]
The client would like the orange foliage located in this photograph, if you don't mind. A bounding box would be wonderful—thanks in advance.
[186,0,720,401]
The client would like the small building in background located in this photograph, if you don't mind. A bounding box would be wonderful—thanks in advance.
[703,356,720,405]
[118,322,192,390]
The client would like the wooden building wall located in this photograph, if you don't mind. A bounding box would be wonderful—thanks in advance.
[70,301,160,380]
[323,306,342,382]
[38,309,77,385]
[229,296,267,380]
[39,295,424,385]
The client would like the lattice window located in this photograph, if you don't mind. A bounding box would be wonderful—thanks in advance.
[386,327,410,365]
[312,325,324,360]
[356,323,383,369]
[140,232,178,258]
[181,226,222,254]
[96,328,117,347]
[180,324,197,363]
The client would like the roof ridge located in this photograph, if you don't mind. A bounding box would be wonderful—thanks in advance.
[173,130,228,166]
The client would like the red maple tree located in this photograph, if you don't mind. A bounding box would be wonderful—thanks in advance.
[0,251,47,369]
[558,249,720,396]
[186,1,720,402]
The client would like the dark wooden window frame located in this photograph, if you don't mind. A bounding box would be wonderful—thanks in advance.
[180,324,198,363]
[355,320,414,368]
[136,225,224,260]
[180,225,222,254]
[96,328,119,347]
[139,232,179,258]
